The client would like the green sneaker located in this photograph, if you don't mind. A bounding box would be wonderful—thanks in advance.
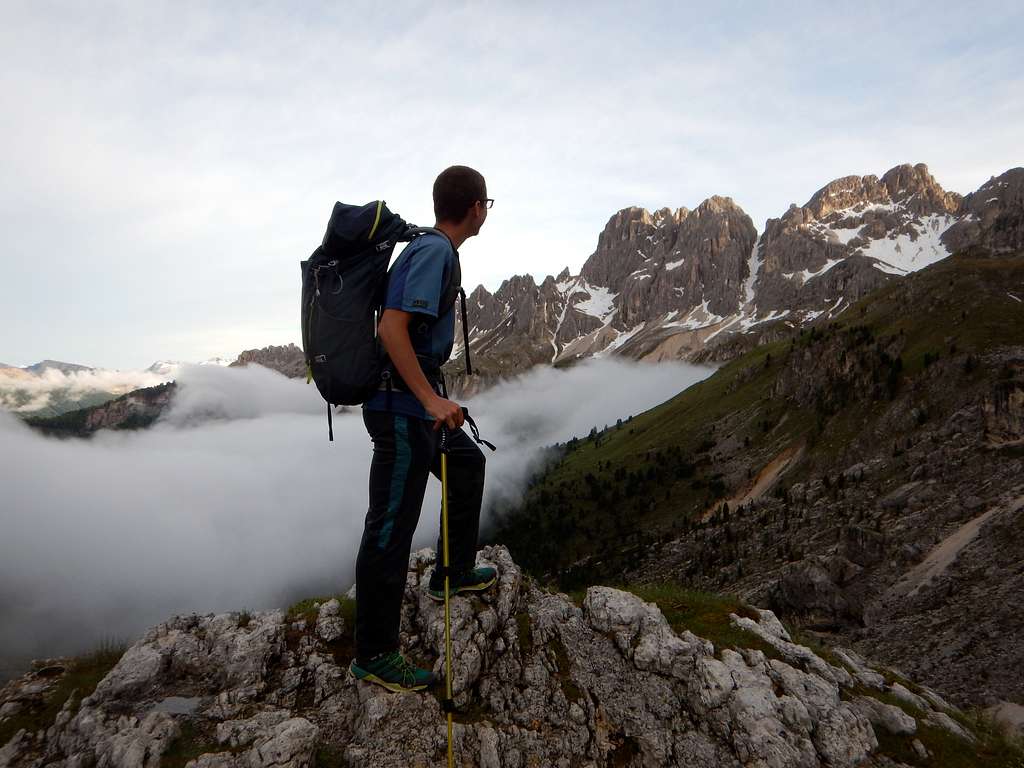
[349,651,436,692]
[427,565,497,602]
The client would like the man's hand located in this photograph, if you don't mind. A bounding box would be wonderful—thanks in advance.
[428,396,464,431]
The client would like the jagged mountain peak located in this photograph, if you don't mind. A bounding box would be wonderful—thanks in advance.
[693,194,745,216]
[880,162,961,213]
[594,206,655,250]
[964,166,1024,205]
[944,166,1024,253]
[490,274,541,307]
[804,173,892,218]
[801,162,959,221]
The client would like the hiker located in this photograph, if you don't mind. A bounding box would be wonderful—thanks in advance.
[349,166,498,693]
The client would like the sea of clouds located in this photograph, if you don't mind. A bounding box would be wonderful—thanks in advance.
[0,358,712,679]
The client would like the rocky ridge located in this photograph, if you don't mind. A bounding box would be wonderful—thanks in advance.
[447,164,1024,392]
[3,545,1009,768]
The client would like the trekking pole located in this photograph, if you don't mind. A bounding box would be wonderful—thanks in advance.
[439,425,454,768]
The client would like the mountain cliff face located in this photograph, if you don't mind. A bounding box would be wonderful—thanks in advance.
[448,164,1024,392]
[3,545,1015,768]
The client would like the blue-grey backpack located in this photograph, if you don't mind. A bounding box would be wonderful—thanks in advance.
[300,200,473,440]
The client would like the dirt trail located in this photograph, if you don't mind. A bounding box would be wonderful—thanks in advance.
[702,442,804,522]
[891,494,1024,599]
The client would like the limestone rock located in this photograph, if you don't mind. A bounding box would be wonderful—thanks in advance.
[315,600,345,643]
[851,696,917,735]
[1,545,992,767]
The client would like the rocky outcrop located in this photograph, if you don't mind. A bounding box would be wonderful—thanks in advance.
[0,545,984,767]
[230,344,306,379]
[943,168,1024,254]
[982,358,1024,446]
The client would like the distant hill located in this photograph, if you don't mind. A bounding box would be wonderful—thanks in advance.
[21,382,177,437]
[23,360,94,375]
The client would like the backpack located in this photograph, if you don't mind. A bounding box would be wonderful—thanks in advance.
[300,200,474,440]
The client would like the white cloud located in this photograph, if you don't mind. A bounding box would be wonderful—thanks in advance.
[0,358,711,678]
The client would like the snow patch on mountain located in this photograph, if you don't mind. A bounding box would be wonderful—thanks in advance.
[602,322,647,354]
[782,257,844,284]
[574,283,617,321]
[860,214,957,275]
[742,235,763,308]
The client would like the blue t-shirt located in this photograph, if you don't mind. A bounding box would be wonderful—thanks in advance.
[363,232,458,419]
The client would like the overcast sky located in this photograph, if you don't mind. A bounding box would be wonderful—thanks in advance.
[1,1,1021,369]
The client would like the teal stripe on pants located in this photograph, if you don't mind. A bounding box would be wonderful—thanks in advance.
[378,414,410,549]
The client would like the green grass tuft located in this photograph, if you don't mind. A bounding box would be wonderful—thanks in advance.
[627,583,782,661]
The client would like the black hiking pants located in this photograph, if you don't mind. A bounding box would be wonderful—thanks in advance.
[354,409,486,662]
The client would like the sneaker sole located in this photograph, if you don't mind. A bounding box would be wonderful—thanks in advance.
[350,668,431,693]
[425,575,497,602]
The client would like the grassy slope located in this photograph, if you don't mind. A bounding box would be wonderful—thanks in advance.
[487,250,1024,587]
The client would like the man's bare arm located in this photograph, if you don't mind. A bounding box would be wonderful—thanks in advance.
[378,308,464,430]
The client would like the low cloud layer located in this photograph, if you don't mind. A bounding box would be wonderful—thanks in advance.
[0,358,711,679]
[0,366,173,413]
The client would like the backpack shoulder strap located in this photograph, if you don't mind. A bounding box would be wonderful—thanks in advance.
[398,227,461,311]
[394,227,472,377]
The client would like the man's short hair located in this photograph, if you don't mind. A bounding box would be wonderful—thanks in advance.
[433,165,487,224]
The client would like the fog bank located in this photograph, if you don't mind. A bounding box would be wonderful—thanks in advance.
[0,358,712,679]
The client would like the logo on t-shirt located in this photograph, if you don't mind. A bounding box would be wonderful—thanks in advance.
[411,299,429,308]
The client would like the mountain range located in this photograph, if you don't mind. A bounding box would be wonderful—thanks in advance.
[445,163,1023,392]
